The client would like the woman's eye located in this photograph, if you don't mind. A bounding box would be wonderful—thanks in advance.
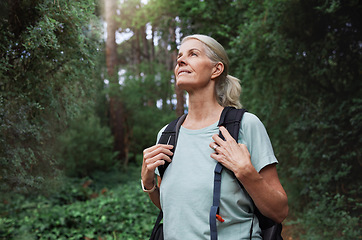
[191,52,197,56]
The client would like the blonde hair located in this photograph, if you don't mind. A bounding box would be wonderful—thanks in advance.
[181,34,242,108]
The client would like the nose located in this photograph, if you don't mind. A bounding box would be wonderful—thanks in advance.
[176,55,186,67]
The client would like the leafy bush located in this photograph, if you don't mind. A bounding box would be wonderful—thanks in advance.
[226,0,361,239]
[58,113,118,177]
[0,165,158,240]
[0,0,102,193]
[299,193,360,240]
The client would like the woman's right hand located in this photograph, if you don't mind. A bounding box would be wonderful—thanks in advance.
[141,144,174,189]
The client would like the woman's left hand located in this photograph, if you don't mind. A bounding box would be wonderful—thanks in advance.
[209,126,252,177]
[210,126,289,223]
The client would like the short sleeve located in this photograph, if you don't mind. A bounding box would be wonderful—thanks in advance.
[238,112,278,172]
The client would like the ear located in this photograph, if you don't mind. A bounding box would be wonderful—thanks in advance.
[211,62,224,80]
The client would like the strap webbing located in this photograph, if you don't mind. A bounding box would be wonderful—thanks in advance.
[150,114,187,240]
[210,107,246,240]
[150,211,163,239]
[158,113,187,178]
[210,162,223,240]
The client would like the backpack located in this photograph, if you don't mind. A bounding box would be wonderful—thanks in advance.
[150,107,283,240]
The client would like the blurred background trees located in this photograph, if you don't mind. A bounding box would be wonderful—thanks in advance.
[1,0,360,239]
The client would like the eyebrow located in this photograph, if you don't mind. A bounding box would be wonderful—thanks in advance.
[177,48,201,58]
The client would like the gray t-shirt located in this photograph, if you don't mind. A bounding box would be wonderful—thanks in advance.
[156,112,278,240]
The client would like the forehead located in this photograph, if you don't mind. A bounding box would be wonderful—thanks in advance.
[178,39,205,53]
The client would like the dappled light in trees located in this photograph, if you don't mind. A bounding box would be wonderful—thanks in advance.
[1,0,360,239]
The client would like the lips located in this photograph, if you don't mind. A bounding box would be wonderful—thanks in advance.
[177,69,191,76]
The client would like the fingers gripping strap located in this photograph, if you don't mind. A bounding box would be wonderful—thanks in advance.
[210,163,223,240]
[157,114,187,178]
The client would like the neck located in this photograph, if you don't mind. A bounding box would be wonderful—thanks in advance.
[183,91,224,129]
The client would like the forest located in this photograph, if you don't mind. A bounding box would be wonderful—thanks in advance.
[0,0,361,239]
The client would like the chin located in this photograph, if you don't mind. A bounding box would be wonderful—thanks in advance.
[175,80,193,92]
[175,81,188,90]
[175,77,187,86]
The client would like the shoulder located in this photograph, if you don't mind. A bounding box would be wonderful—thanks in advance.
[239,112,270,143]
[241,112,266,130]
[239,112,277,170]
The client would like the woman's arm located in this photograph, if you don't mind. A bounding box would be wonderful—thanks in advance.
[210,126,288,223]
[236,161,288,223]
[141,144,173,210]
[145,176,162,209]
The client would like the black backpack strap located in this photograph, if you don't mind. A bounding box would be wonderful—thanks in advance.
[213,107,283,240]
[157,113,187,178]
[210,107,246,240]
[210,162,223,240]
[217,106,246,141]
[149,211,163,240]
[150,114,187,240]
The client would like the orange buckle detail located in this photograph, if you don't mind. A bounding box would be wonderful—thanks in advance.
[216,214,225,222]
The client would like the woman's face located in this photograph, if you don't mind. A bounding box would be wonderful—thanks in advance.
[174,39,216,92]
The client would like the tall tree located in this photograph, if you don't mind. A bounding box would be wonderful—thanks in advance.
[145,0,185,115]
[104,0,128,162]
[169,23,185,117]
[110,0,181,157]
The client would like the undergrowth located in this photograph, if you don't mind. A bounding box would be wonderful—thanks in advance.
[0,163,158,240]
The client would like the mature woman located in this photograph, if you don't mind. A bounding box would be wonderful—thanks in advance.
[141,34,288,239]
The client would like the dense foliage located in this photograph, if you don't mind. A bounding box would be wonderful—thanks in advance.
[0,0,109,192]
[0,164,158,240]
[228,1,361,239]
[1,0,360,239]
[57,112,118,177]
[115,0,361,238]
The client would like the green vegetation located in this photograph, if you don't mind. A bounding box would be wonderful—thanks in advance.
[0,0,103,193]
[0,164,158,240]
[228,2,362,239]
[58,112,118,177]
[1,0,360,239]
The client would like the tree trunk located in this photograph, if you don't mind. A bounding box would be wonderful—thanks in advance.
[169,25,184,116]
[141,25,149,62]
[104,0,127,162]
[105,0,117,77]
[150,25,155,62]
[135,28,141,65]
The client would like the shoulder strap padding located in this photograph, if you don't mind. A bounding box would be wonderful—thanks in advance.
[157,114,187,178]
[219,107,281,232]
[218,106,247,141]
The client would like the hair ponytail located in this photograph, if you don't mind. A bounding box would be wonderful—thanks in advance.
[216,74,242,108]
